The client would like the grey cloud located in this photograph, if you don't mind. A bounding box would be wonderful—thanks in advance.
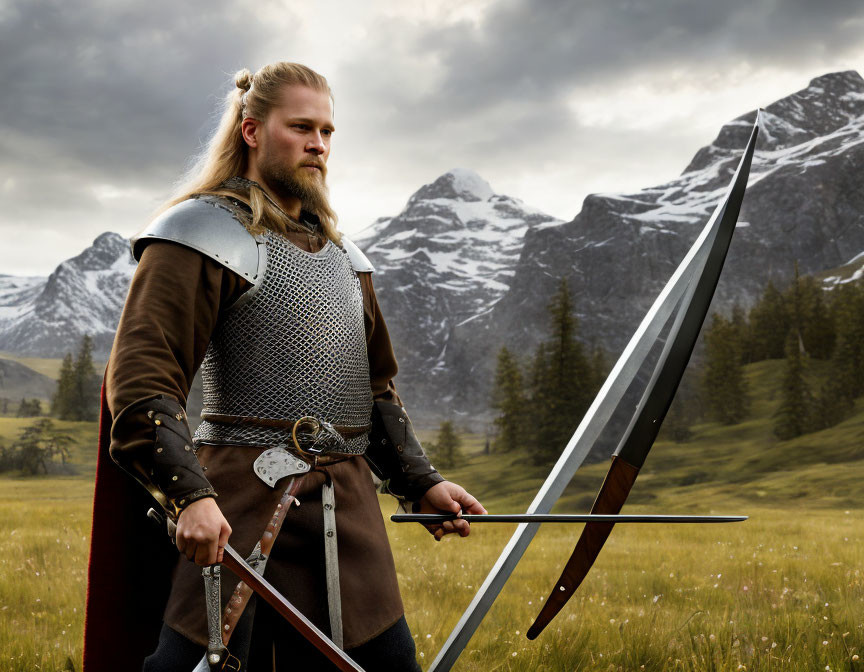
[336,0,864,136]
[427,0,864,112]
[0,0,293,188]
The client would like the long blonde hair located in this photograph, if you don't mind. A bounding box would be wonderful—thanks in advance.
[157,62,341,243]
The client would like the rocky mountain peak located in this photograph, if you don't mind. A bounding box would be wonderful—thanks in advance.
[409,168,495,204]
[687,69,864,171]
[68,232,131,271]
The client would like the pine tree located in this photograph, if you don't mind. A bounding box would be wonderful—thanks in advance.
[815,283,864,426]
[428,420,463,469]
[730,304,752,364]
[773,330,812,440]
[546,280,592,446]
[795,275,835,360]
[702,313,749,424]
[16,398,41,417]
[749,281,788,361]
[72,335,98,421]
[490,347,527,453]
[525,342,554,465]
[52,353,76,420]
[524,279,593,465]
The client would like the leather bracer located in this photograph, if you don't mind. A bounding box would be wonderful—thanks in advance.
[364,400,444,503]
[110,394,216,515]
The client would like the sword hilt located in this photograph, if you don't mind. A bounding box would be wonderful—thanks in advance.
[147,507,177,542]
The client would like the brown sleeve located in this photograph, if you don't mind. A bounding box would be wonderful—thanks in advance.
[359,271,403,406]
[359,271,445,501]
[106,240,249,497]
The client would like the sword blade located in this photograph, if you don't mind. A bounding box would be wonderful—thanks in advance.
[392,514,747,523]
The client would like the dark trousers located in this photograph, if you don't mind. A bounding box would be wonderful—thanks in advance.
[142,603,421,672]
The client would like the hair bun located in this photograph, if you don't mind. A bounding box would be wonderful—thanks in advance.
[234,69,253,92]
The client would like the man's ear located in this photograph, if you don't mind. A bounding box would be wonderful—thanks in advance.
[241,118,261,149]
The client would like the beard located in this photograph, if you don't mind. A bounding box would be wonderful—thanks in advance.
[258,153,332,218]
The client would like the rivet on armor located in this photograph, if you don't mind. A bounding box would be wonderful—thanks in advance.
[224,624,230,631]
[326,530,334,537]
[398,417,405,423]
[179,499,185,506]
[155,419,162,425]
[397,445,404,453]
[147,410,154,419]
[226,607,232,614]
[381,439,387,445]
[175,413,182,421]
[172,475,178,481]
[324,503,333,510]
[156,447,163,453]
[184,445,191,451]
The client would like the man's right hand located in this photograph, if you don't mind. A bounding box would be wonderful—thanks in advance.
[175,497,232,566]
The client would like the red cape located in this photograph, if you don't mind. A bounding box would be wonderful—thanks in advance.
[83,380,177,671]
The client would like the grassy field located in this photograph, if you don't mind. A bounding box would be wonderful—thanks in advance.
[0,360,862,671]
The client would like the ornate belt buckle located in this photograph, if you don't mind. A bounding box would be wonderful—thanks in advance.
[291,416,347,456]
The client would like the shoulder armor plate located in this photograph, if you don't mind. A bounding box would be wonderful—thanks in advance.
[131,197,265,286]
[341,237,375,273]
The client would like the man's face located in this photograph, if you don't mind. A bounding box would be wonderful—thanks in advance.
[249,84,335,214]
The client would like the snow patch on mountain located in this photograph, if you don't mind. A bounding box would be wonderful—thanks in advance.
[0,232,136,357]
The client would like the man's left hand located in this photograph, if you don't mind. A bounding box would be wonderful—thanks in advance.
[417,481,487,541]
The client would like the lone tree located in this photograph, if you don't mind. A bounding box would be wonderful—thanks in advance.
[9,419,74,475]
[490,346,527,453]
[702,313,749,425]
[428,420,463,470]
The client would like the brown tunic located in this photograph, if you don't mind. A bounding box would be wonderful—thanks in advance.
[105,228,405,650]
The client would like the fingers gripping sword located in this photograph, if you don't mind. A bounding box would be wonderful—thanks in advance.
[147,508,364,672]
[429,114,761,671]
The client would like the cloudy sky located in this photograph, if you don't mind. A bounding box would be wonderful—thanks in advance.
[2,0,863,276]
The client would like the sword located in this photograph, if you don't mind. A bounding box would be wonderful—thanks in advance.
[146,508,364,672]
[392,513,747,524]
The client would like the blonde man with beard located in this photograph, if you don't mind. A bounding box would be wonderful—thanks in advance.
[84,61,486,672]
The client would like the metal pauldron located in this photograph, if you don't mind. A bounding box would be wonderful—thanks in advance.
[364,400,444,503]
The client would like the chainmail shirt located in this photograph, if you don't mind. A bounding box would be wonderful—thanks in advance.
[194,228,373,454]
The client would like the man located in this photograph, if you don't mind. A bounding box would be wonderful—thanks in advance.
[83,61,486,671]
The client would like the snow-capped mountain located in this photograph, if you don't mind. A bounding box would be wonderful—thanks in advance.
[436,70,864,415]
[0,232,136,357]
[1,71,863,422]
[352,168,562,408]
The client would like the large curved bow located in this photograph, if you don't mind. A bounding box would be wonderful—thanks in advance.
[430,114,760,670]
[527,115,760,638]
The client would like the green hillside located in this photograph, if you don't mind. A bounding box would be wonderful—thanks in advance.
[420,358,864,514]
[0,352,107,382]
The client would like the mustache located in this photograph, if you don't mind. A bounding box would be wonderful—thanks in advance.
[299,159,326,173]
